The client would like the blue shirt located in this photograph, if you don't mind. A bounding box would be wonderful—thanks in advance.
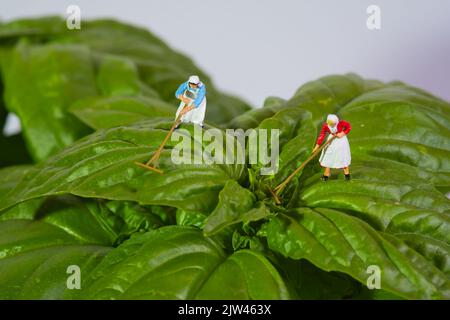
[175,81,206,108]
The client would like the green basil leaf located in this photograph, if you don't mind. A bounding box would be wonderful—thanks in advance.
[94,54,162,99]
[230,73,382,129]
[204,180,270,236]
[340,84,450,173]
[0,119,246,215]
[69,95,175,130]
[0,219,111,299]
[0,220,290,299]
[0,165,33,196]
[36,196,124,245]
[105,200,166,237]
[81,226,290,299]
[264,207,450,299]
[2,42,96,161]
[289,73,383,121]
[257,108,317,184]
[176,208,207,228]
[0,16,66,41]
[297,156,450,228]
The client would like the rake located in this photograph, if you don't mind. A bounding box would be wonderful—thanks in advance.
[270,134,337,204]
[135,104,191,174]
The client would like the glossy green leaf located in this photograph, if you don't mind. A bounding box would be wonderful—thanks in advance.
[104,200,166,237]
[176,208,207,228]
[0,217,290,299]
[0,219,111,299]
[289,74,383,124]
[230,73,382,129]
[0,16,66,41]
[0,165,33,196]
[340,84,450,173]
[0,165,44,221]
[204,180,270,236]
[1,15,449,300]
[69,95,175,130]
[2,42,96,161]
[297,155,450,226]
[256,108,317,185]
[81,226,290,299]
[0,119,246,215]
[36,196,124,245]
[97,55,148,97]
[264,207,450,299]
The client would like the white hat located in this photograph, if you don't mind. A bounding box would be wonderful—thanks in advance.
[327,114,339,124]
[188,75,200,84]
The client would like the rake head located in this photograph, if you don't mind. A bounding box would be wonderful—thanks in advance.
[134,162,164,174]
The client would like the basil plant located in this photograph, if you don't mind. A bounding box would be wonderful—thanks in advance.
[0,17,448,300]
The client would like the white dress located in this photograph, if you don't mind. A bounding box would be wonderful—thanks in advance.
[319,133,351,168]
[175,87,206,126]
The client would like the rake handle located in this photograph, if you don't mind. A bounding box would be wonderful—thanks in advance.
[274,135,337,195]
[145,107,188,166]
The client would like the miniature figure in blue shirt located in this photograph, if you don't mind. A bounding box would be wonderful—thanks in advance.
[174,75,207,127]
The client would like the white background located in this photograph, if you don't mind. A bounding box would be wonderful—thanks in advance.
[1,0,450,106]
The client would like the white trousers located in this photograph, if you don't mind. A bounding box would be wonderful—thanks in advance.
[175,97,207,126]
[319,134,351,168]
